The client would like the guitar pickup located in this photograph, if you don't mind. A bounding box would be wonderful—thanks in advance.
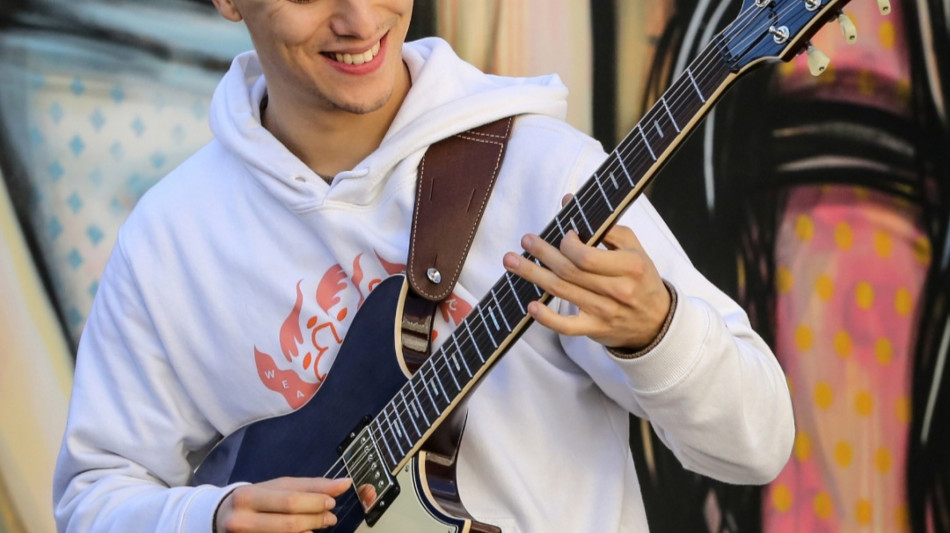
[339,423,400,526]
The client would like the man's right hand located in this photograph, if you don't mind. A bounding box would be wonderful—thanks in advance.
[214,477,352,532]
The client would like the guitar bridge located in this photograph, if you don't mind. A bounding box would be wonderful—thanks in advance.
[340,424,400,526]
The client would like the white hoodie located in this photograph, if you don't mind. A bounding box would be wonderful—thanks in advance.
[54,38,793,533]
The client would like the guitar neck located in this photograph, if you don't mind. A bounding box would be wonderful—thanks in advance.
[365,40,735,474]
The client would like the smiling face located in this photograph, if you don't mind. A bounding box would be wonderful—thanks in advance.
[214,0,413,117]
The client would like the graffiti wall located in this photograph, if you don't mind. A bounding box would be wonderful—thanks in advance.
[1,1,946,532]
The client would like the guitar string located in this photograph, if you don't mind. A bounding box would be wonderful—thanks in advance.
[317,1,810,524]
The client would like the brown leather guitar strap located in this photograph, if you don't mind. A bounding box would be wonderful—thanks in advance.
[401,116,514,370]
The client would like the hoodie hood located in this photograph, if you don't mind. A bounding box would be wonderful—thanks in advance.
[208,37,569,209]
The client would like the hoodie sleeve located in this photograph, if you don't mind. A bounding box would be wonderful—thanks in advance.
[558,146,794,486]
[53,239,242,533]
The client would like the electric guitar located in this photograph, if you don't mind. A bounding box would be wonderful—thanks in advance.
[191,0,884,530]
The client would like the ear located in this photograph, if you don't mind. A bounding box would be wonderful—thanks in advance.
[211,0,243,22]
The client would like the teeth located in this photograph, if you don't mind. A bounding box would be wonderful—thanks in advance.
[333,41,381,65]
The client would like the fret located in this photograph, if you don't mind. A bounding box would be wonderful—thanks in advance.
[464,320,485,366]
[433,372,450,402]
[531,260,543,295]
[441,353,461,391]
[407,378,430,426]
[417,372,438,418]
[686,68,706,103]
[399,390,421,436]
[491,289,512,331]
[475,308,499,349]
[505,273,526,315]
[638,124,657,161]
[576,201,594,236]
[568,216,579,235]
[616,153,634,186]
[376,419,397,465]
[595,174,614,211]
[555,216,566,237]
[385,416,406,457]
[661,96,681,132]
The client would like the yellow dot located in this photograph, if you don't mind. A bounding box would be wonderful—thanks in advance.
[896,79,912,108]
[874,230,893,258]
[776,266,794,294]
[834,330,853,358]
[855,390,874,417]
[834,441,853,467]
[876,447,893,474]
[855,186,871,201]
[816,274,834,301]
[875,337,894,365]
[896,396,911,424]
[856,281,875,310]
[896,502,910,530]
[780,59,797,76]
[795,324,814,352]
[795,214,815,242]
[835,222,854,250]
[856,499,873,525]
[879,20,896,48]
[815,382,834,410]
[914,236,932,266]
[794,431,812,461]
[858,70,876,97]
[894,288,913,316]
[772,483,793,513]
[814,491,833,520]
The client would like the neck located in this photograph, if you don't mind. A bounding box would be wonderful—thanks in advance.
[262,61,411,178]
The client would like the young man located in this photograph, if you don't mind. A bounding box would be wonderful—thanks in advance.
[53,1,794,531]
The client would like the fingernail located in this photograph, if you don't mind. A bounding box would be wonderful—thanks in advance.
[326,497,336,510]
[503,253,520,268]
[521,234,534,248]
[325,514,337,526]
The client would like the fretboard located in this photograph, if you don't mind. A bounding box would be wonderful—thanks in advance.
[367,36,733,473]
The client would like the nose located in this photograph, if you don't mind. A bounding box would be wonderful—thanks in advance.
[328,0,378,40]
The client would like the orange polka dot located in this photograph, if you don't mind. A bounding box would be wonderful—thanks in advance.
[879,20,896,48]
[816,274,834,301]
[834,441,853,467]
[795,324,814,352]
[856,499,873,525]
[772,484,793,513]
[835,222,854,250]
[894,288,913,316]
[776,266,794,294]
[914,236,932,265]
[876,447,892,474]
[874,230,893,258]
[796,214,815,242]
[896,396,911,424]
[834,330,853,358]
[794,431,812,461]
[896,502,910,530]
[858,70,876,97]
[875,337,894,365]
[814,491,833,520]
[855,281,875,310]
[815,382,834,410]
[855,390,873,417]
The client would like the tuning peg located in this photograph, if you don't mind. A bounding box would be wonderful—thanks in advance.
[876,0,891,15]
[806,42,830,76]
[837,12,858,43]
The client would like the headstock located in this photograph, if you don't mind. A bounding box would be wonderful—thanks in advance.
[721,0,891,76]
